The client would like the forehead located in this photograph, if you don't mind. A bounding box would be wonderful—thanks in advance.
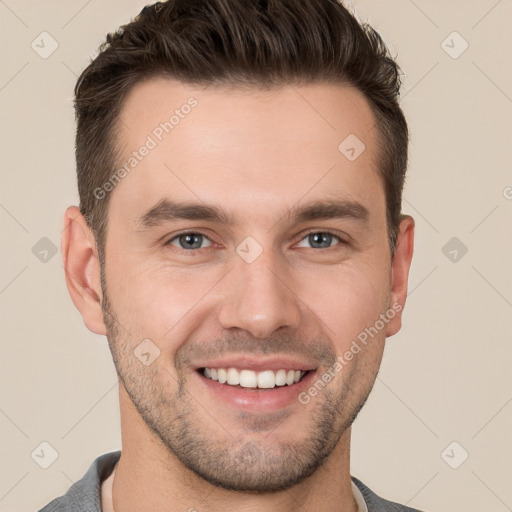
[110,78,383,228]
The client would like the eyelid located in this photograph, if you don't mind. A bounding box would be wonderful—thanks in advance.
[165,230,215,251]
[165,228,348,252]
[293,228,347,248]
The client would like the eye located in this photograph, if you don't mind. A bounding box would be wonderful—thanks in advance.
[165,230,345,253]
[296,231,344,249]
[167,232,213,251]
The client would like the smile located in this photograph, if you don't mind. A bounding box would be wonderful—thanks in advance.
[200,367,308,389]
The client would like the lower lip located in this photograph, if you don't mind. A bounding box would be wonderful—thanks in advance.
[195,370,316,412]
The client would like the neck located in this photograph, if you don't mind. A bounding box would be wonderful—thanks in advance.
[113,386,358,512]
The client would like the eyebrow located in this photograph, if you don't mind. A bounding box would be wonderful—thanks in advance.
[136,198,369,229]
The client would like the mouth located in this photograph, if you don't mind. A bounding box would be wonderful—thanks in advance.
[195,365,317,412]
[197,367,311,390]
[193,357,318,411]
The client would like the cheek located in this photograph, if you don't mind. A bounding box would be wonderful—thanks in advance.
[105,259,223,342]
[297,263,390,346]
[105,242,391,357]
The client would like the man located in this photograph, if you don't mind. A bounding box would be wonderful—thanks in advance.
[40,0,418,510]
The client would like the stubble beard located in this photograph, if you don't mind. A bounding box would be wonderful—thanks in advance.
[101,288,378,493]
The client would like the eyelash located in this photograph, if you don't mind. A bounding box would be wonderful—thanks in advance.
[165,229,347,254]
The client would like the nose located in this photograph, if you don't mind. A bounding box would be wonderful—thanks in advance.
[217,247,302,339]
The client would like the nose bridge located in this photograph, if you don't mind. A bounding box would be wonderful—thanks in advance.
[217,243,302,339]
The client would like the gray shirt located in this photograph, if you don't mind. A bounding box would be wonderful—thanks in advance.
[37,451,424,511]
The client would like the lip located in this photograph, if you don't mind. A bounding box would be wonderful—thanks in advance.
[195,367,317,413]
[193,356,318,372]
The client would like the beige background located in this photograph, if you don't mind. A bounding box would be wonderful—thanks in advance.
[1,0,511,511]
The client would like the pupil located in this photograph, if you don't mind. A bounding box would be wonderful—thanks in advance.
[182,234,201,249]
[310,233,330,248]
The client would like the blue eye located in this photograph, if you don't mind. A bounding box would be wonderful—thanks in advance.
[166,230,344,253]
[296,232,342,249]
[168,232,213,250]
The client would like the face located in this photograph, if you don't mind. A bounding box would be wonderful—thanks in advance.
[94,79,408,492]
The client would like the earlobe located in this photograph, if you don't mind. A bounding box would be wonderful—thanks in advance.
[61,206,107,335]
[386,215,415,337]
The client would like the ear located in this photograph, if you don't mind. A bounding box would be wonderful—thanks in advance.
[61,206,107,335]
[386,215,415,337]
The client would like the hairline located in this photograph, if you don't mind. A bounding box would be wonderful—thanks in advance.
[93,75,398,262]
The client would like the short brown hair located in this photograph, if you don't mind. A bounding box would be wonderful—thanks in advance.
[74,0,408,260]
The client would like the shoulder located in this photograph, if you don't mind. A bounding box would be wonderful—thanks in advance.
[352,476,426,512]
[36,451,121,512]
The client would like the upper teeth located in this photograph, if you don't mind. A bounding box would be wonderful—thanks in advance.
[203,368,305,389]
